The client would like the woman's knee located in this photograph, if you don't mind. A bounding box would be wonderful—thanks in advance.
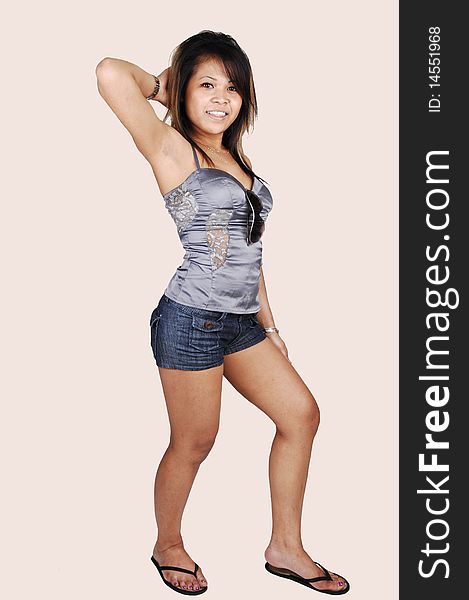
[278,394,320,436]
[311,399,320,431]
[170,430,218,463]
[299,396,320,432]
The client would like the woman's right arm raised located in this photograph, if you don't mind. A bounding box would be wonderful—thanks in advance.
[95,58,175,163]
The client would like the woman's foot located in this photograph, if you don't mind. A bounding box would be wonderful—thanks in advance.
[265,542,348,593]
[152,541,208,591]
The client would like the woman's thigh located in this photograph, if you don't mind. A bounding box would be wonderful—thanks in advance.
[223,338,319,431]
[158,364,224,452]
[149,294,227,447]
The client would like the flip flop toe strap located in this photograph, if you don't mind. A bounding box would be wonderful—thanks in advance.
[156,560,199,577]
[305,562,333,582]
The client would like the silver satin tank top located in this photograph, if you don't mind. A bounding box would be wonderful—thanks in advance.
[162,145,274,313]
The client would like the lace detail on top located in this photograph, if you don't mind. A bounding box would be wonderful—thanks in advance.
[164,180,199,234]
[206,209,233,270]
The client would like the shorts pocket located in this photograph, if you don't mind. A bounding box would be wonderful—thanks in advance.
[189,314,223,351]
[248,315,260,327]
[150,314,161,358]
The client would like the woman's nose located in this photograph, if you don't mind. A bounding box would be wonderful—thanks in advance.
[212,92,229,103]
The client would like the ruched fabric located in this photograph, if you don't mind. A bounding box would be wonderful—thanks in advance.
[161,145,274,313]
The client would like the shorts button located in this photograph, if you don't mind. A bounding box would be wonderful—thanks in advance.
[204,321,214,329]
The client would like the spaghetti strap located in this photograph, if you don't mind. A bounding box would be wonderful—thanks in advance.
[191,145,201,171]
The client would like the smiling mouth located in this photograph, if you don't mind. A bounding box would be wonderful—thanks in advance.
[206,111,228,119]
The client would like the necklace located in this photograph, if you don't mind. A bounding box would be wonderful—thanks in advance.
[197,142,232,165]
[198,142,229,154]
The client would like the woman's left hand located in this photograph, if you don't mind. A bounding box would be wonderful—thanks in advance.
[265,332,291,363]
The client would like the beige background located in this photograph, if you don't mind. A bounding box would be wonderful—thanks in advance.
[1,1,398,598]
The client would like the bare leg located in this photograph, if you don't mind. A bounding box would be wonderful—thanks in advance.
[152,364,223,591]
[224,338,348,593]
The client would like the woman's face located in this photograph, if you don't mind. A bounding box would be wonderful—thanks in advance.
[184,57,242,138]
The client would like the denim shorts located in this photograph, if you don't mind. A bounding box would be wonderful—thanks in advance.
[149,293,267,370]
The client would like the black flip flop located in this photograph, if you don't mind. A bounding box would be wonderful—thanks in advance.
[150,555,208,595]
[265,560,350,595]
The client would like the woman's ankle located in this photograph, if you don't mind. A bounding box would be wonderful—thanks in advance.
[154,536,184,553]
[266,537,304,553]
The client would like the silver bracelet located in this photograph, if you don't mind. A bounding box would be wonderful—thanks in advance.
[146,75,160,100]
[263,326,279,334]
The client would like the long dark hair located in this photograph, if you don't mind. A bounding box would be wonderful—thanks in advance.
[162,30,267,184]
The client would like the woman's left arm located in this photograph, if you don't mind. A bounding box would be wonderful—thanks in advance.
[256,266,291,362]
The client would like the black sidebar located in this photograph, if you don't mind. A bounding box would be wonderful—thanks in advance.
[400,2,466,598]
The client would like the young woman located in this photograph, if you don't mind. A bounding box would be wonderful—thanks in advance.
[96,30,350,596]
